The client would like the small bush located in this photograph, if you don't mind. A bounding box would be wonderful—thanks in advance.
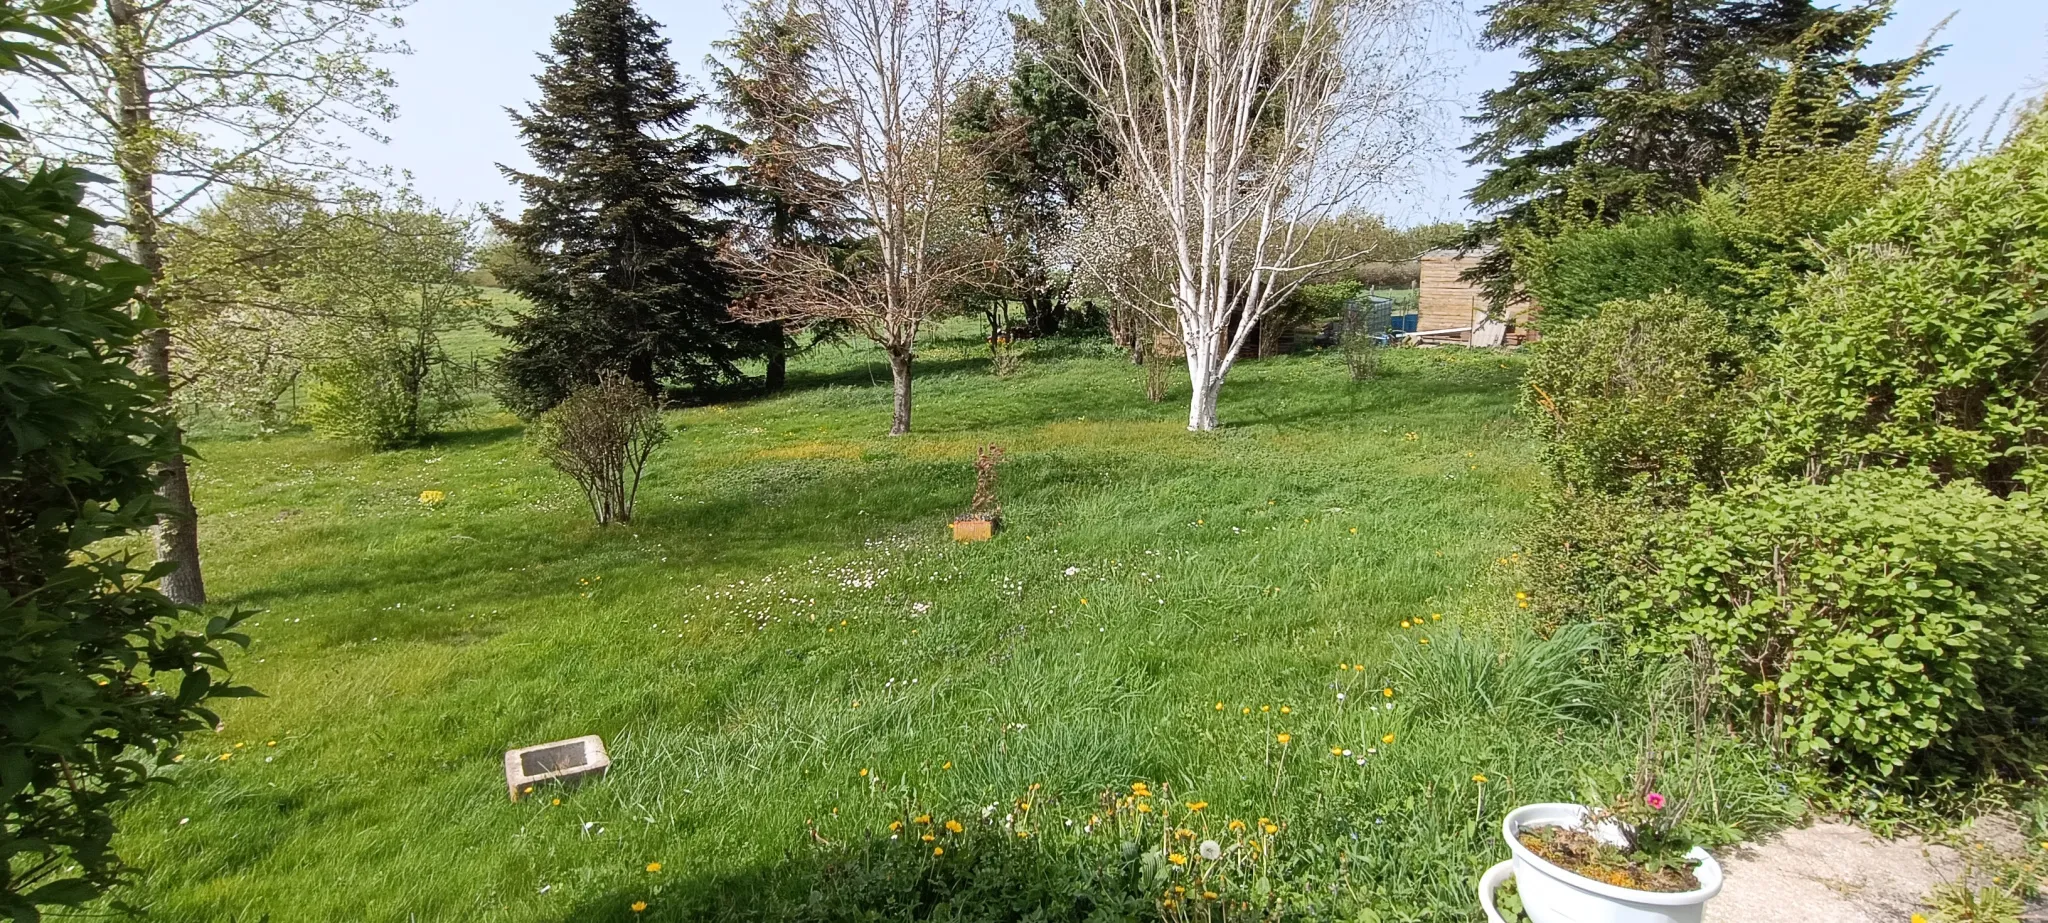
[1518,492,1656,625]
[1617,469,2048,782]
[531,372,668,525]
[1522,294,1755,504]
[304,342,468,450]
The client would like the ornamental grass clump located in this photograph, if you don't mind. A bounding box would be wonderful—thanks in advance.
[530,371,668,525]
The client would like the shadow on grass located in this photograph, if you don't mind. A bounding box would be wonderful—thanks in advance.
[550,827,1157,923]
[775,354,994,395]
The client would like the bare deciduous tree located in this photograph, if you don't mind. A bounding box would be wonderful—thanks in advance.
[726,0,994,436]
[20,0,409,602]
[1069,0,1445,430]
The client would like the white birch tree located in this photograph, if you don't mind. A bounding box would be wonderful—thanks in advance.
[1069,0,1443,430]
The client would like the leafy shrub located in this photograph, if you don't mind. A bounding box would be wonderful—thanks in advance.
[1517,492,1656,625]
[305,342,468,450]
[1519,213,1742,329]
[0,95,253,918]
[1522,294,1755,504]
[531,372,669,525]
[1751,112,2048,497]
[1617,469,2048,782]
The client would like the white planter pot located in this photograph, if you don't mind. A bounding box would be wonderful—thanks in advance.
[1502,803,1722,923]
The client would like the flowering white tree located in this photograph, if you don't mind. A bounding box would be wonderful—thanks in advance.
[1070,0,1444,430]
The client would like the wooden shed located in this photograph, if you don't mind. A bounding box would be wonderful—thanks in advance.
[1416,247,1534,346]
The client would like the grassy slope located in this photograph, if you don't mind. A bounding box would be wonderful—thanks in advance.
[116,329,1777,921]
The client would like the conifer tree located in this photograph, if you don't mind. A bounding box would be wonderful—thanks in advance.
[494,0,751,417]
[707,0,846,390]
[1464,0,1931,240]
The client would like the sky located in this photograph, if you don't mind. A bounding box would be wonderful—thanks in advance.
[363,0,2048,227]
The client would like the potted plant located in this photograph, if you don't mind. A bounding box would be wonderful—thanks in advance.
[1499,785,1722,923]
[951,444,1004,542]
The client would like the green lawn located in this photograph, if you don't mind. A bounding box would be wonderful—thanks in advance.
[117,330,1789,921]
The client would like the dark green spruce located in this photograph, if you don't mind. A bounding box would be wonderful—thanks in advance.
[492,0,754,417]
[1462,0,1932,282]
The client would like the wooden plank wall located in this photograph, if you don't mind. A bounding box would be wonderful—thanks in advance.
[1417,253,1486,341]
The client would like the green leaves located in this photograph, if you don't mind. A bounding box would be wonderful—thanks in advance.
[1753,112,2048,497]
[1619,470,2048,784]
[1,17,255,910]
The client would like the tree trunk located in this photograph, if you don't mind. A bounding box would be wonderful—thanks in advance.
[765,335,787,391]
[1185,339,1215,432]
[886,345,913,436]
[111,0,205,604]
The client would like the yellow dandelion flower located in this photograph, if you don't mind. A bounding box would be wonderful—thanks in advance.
[1187,801,1208,811]
[418,490,446,505]
[1331,746,1344,755]
[1514,591,1528,600]
[1229,819,1246,831]
[1260,705,1270,713]
[1168,853,1188,866]
[890,820,903,832]
[1353,664,1364,672]
[1241,706,1251,715]
[1137,803,1153,813]
[552,798,561,806]
[1401,620,1411,629]
[859,768,869,777]
[1338,662,1349,670]
[1203,891,1220,901]
[1381,733,1396,744]
[266,740,277,747]
[1472,774,1488,784]
[933,846,944,856]
[945,819,964,833]
[915,814,931,824]
[1382,687,1394,697]
[1276,733,1291,744]
[1350,527,1358,534]
[646,862,662,872]
[1431,613,1441,621]
[1280,706,1291,714]
[631,901,647,913]
[1215,701,1225,710]
[1263,822,1279,834]
[1080,598,1088,605]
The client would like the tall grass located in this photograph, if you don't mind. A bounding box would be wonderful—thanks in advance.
[109,326,1792,921]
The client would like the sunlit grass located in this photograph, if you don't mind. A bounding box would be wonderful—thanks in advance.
[114,328,1791,921]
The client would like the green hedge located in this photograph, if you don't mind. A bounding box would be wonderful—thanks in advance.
[1619,470,2048,782]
